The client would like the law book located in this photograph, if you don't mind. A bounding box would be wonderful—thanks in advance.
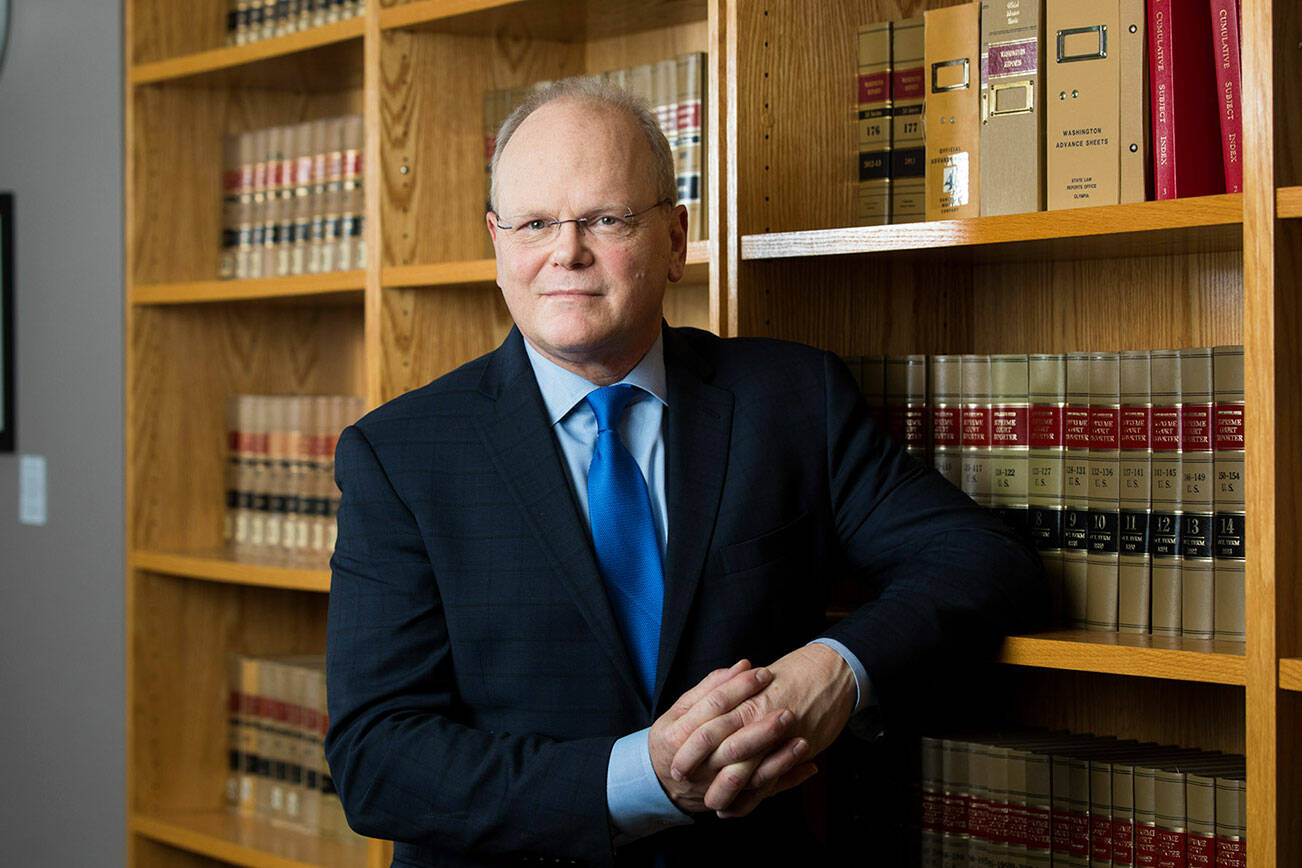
[1186,772,1218,868]
[961,354,994,506]
[260,125,286,278]
[308,118,330,275]
[941,737,973,864]
[1119,0,1151,202]
[220,135,242,280]
[1212,345,1245,642]
[1134,761,1159,865]
[990,354,1031,536]
[1113,759,1137,867]
[1149,349,1184,636]
[1214,772,1246,867]
[653,58,679,207]
[318,117,344,274]
[980,0,1044,216]
[1180,347,1215,639]
[676,52,706,243]
[276,124,298,277]
[1051,750,1092,867]
[1028,354,1067,620]
[291,121,315,276]
[966,740,994,865]
[1063,352,1092,627]
[1086,351,1122,631]
[920,736,945,865]
[1045,0,1122,209]
[891,16,927,224]
[339,114,365,272]
[931,354,965,489]
[858,21,894,226]
[1148,0,1224,199]
[226,655,245,811]
[256,658,289,822]
[924,2,982,220]
[1154,768,1189,867]
[885,354,929,463]
[1091,757,1117,867]
[1117,351,1153,633]
[1208,0,1243,193]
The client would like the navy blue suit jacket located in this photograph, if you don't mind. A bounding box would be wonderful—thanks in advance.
[325,325,1044,866]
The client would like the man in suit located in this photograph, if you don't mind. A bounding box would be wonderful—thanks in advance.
[325,77,1044,866]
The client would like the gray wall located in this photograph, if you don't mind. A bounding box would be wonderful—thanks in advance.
[0,2,125,865]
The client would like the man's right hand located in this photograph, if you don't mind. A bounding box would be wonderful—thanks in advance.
[647,661,818,815]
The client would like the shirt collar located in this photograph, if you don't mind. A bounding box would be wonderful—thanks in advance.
[523,332,668,426]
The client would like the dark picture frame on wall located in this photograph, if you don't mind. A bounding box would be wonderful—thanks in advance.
[1,192,13,452]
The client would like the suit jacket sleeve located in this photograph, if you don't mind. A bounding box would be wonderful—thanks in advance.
[325,423,617,865]
[812,351,1047,707]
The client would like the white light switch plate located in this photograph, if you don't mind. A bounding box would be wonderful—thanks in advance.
[19,454,47,526]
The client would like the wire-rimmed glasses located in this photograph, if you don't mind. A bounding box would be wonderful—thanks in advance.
[492,199,672,247]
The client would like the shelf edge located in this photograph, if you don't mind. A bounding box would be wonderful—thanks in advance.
[131,273,366,305]
[130,550,331,592]
[998,633,1246,685]
[1280,658,1302,692]
[130,812,363,868]
[129,19,365,86]
[380,0,525,30]
[1278,186,1302,220]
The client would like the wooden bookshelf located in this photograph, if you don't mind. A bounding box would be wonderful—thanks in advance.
[125,0,1298,864]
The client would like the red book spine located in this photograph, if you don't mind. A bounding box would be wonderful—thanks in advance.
[1148,0,1224,199]
[1208,0,1243,192]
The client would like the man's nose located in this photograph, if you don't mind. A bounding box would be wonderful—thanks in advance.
[550,219,595,268]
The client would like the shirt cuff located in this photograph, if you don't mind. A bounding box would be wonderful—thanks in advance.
[607,727,693,845]
[809,637,876,713]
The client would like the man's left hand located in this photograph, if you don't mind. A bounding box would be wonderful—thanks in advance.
[667,642,858,817]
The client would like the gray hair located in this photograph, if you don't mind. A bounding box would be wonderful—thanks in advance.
[488,76,677,214]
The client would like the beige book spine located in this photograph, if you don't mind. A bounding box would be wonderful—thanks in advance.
[339,114,365,272]
[890,16,927,224]
[941,738,973,866]
[1149,349,1183,635]
[1028,354,1067,621]
[1117,351,1153,633]
[1212,345,1246,642]
[1045,0,1121,209]
[676,53,706,243]
[885,354,928,462]
[924,2,982,220]
[1179,347,1215,639]
[961,354,993,506]
[931,355,964,489]
[857,22,894,226]
[1086,351,1121,631]
[920,736,945,865]
[1214,774,1247,867]
[990,354,1030,533]
[1062,352,1092,627]
[980,0,1044,215]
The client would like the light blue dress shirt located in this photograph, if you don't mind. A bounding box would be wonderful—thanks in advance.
[522,336,872,844]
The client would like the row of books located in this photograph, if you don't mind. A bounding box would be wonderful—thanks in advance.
[220,116,365,282]
[224,0,365,47]
[224,394,365,567]
[856,0,1241,225]
[917,731,1246,867]
[483,51,708,252]
[226,654,360,841]
[842,347,1245,641]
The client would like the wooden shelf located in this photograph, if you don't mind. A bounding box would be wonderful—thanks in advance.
[1279,186,1302,219]
[130,19,364,87]
[131,273,366,306]
[741,195,1243,263]
[382,241,711,289]
[131,811,367,868]
[380,0,707,41]
[997,630,1246,685]
[1281,658,1302,692]
[130,549,331,592]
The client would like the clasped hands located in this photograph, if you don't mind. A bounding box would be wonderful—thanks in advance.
[647,643,857,819]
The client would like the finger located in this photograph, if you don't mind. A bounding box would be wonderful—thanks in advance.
[702,754,763,813]
[664,667,773,761]
[671,706,791,782]
[667,659,750,716]
[746,736,810,790]
[716,762,819,819]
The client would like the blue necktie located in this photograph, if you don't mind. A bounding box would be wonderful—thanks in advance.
[586,384,664,704]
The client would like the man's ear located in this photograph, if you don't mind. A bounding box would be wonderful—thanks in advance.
[486,211,499,244]
[667,203,689,284]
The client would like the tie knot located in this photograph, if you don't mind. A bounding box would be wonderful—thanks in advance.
[585,384,638,433]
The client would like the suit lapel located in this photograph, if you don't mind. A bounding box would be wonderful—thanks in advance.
[656,327,734,708]
[476,329,646,708]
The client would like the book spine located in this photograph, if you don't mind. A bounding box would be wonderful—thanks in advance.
[1119,0,1151,202]
[979,0,1043,216]
[886,354,930,463]
[931,354,965,489]
[1212,345,1245,642]
[1213,774,1246,868]
[226,654,244,810]
[961,354,994,507]
[891,16,927,223]
[1149,350,1184,636]
[1186,773,1217,868]
[1113,762,1137,866]
[1148,0,1176,198]
[1117,351,1153,633]
[1135,765,1159,867]
[924,1,982,220]
[921,736,946,865]
[1029,354,1068,621]
[943,738,973,865]
[1091,761,1116,867]
[1024,749,1053,867]
[1208,0,1242,192]
[1063,353,1092,627]
[1180,347,1215,639]
[1149,0,1224,198]
[967,741,992,865]
[1087,352,1122,631]
[990,354,1030,535]
[858,22,894,226]
[1154,769,1189,868]
[676,52,706,243]
[339,114,365,272]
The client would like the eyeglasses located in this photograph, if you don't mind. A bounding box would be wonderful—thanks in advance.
[493,199,671,247]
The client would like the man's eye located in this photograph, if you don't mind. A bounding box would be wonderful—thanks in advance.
[523,219,550,231]
[592,215,624,228]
